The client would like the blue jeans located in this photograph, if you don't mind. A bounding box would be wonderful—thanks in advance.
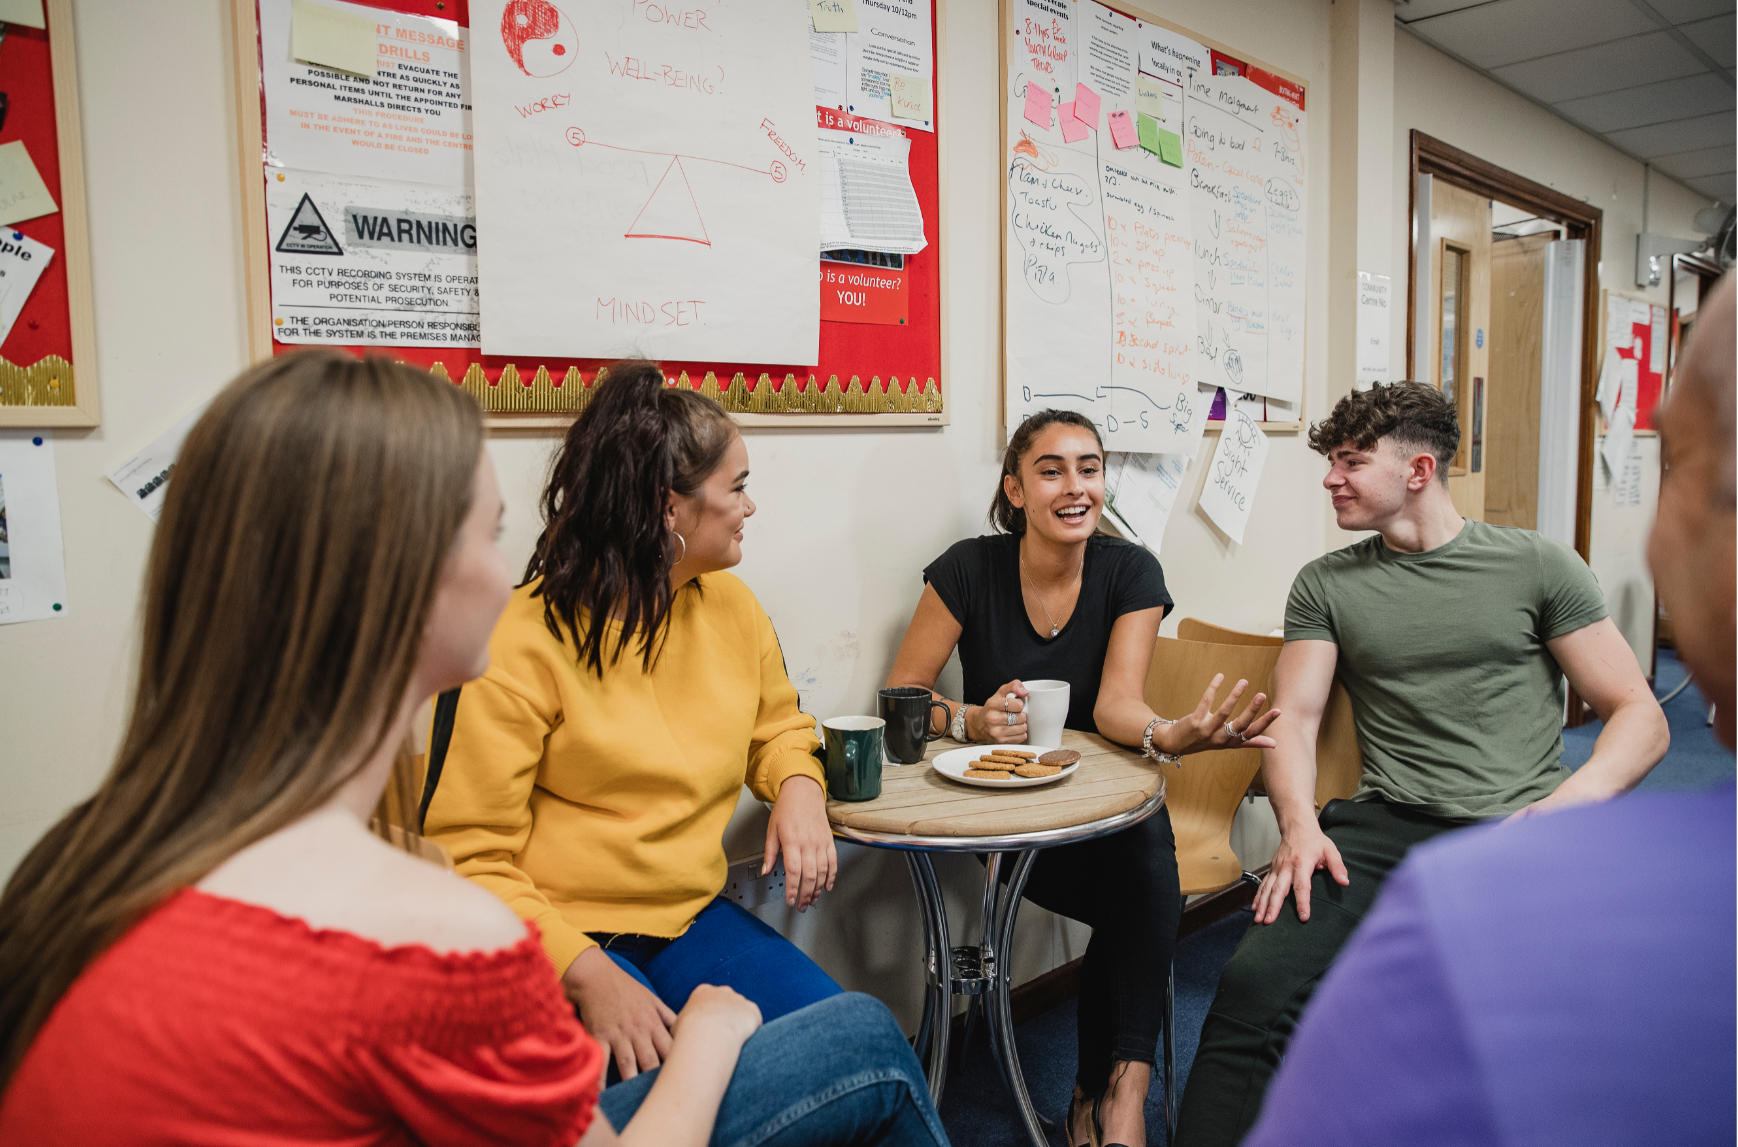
[591,896,842,1023]
[597,993,951,1147]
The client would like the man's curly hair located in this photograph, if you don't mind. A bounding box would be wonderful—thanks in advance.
[1307,381,1461,484]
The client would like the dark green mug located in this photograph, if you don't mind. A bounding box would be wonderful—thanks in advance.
[823,716,885,802]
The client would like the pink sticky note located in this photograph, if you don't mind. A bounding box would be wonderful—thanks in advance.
[1074,83,1101,128]
[1059,102,1089,143]
[1023,83,1052,130]
[1107,109,1138,149]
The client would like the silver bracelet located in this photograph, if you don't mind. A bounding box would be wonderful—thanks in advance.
[950,702,973,743]
[1143,716,1181,766]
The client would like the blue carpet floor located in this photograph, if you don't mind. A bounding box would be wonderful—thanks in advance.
[936,649,1732,1147]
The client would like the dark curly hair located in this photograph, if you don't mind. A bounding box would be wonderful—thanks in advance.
[990,409,1104,533]
[1307,381,1460,484]
[525,360,736,676]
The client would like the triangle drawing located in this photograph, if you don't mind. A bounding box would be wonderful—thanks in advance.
[625,157,711,246]
[275,193,344,255]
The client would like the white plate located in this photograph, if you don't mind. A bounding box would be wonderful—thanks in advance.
[932,745,1079,789]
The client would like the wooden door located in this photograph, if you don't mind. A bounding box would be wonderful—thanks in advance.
[1428,181,1491,521]
[1485,232,1553,528]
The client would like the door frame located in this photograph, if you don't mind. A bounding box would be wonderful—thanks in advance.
[1407,132,1604,726]
[1406,131,1603,560]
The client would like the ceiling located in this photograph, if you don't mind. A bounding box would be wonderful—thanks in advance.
[1396,0,1736,208]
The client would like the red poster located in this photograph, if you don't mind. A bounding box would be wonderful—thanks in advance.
[820,263,909,326]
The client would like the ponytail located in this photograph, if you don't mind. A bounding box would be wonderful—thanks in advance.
[526,361,736,675]
[990,409,1104,534]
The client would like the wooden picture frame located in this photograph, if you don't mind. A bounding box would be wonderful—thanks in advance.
[996,0,1310,441]
[230,0,950,432]
[0,0,100,427]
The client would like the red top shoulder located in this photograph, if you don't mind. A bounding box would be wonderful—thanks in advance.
[0,888,603,1146]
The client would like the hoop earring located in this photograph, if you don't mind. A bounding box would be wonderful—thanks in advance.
[672,530,687,563]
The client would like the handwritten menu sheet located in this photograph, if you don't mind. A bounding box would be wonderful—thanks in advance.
[469,0,820,362]
[1004,3,1308,453]
[1198,405,1270,544]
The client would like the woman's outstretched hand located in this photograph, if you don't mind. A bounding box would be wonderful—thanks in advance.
[764,775,837,912]
[1155,673,1281,756]
[968,679,1030,744]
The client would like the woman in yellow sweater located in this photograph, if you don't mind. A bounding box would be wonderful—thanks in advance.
[427,361,842,1083]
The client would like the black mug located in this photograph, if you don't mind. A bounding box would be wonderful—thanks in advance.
[879,686,950,764]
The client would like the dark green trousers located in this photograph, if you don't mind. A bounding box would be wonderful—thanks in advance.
[1174,798,1463,1147]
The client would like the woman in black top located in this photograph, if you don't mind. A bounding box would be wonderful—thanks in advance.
[887,410,1279,1147]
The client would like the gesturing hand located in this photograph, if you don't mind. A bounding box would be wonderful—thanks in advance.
[562,946,677,1080]
[764,775,837,911]
[968,679,1030,744]
[1154,672,1281,756]
[1251,824,1349,924]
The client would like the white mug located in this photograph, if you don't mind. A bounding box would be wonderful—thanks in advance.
[1022,679,1071,749]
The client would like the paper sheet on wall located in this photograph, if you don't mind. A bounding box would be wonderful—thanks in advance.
[0,141,57,228]
[260,0,472,187]
[1106,449,1192,554]
[1649,304,1667,375]
[469,0,820,362]
[1612,437,1643,507]
[1183,72,1306,402]
[105,401,212,523]
[818,128,925,254]
[1014,0,1078,102]
[0,229,52,351]
[843,0,933,131]
[1198,407,1269,545]
[812,28,848,108]
[1600,406,1635,481]
[266,168,479,346]
[1356,271,1391,388]
[0,430,68,625]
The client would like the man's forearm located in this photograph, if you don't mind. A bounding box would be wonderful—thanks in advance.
[1262,730,1321,836]
[1550,696,1670,804]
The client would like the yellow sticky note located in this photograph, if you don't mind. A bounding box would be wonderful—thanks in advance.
[891,73,931,122]
[1135,73,1164,122]
[809,0,858,33]
[0,0,46,30]
[292,0,378,78]
[0,141,57,228]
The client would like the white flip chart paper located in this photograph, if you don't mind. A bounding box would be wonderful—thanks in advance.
[469,0,820,363]
[1198,407,1269,545]
[0,430,67,625]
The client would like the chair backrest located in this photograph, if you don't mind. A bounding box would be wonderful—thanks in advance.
[1174,617,1364,810]
[1176,617,1282,647]
[1146,635,1283,894]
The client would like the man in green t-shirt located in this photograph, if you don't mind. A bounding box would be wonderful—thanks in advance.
[1175,382,1670,1147]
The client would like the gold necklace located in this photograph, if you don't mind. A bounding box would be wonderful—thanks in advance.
[1019,550,1081,638]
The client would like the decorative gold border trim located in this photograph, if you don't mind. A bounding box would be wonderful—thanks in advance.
[437,363,943,417]
[0,354,77,408]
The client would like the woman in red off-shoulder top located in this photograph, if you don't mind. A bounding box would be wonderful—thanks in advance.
[0,354,947,1147]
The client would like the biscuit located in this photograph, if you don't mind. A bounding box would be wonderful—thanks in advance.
[972,758,1017,771]
[1038,749,1081,767]
[1014,762,1062,778]
[998,749,1038,759]
[983,750,1030,761]
[965,768,1013,779]
[980,757,1027,767]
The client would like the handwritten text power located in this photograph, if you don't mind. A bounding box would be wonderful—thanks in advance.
[630,1,713,31]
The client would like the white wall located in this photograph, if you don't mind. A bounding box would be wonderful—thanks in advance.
[1,0,1711,1029]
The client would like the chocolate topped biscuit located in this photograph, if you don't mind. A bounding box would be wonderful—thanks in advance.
[1038,749,1081,767]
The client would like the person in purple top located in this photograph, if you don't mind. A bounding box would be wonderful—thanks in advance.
[1244,273,1737,1146]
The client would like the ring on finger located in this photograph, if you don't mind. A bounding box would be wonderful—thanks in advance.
[1006,710,1017,726]
[1224,720,1246,743]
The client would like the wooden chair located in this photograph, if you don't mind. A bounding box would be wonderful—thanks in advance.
[1174,618,1362,809]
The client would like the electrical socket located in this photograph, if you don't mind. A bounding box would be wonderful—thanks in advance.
[723,858,786,908]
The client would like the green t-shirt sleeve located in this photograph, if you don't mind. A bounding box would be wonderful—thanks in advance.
[1284,563,1337,643]
[1537,539,1609,640]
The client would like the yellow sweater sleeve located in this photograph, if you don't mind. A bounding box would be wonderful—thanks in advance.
[745,601,827,803]
[425,667,598,974]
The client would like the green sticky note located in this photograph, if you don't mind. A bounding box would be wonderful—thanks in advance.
[1137,113,1161,156]
[1158,128,1183,167]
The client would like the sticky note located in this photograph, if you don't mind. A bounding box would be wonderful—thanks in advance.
[1136,73,1164,120]
[0,141,57,228]
[891,72,930,121]
[1158,128,1183,167]
[0,0,45,29]
[291,0,378,78]
[1107,110,1138,149]
[809,0,858,33]
[1023,83,1052,130]
[1058,102,1089,143]
[1074,83,1100,128]
[1137,112,1161,156]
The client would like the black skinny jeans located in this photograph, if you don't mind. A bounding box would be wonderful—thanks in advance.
[992,805,1183,1097]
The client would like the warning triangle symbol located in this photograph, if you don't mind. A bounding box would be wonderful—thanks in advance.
[625,158,710,246]
[275,193,344,255]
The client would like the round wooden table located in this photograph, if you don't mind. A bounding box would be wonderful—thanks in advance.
[826,730,1168,1147]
